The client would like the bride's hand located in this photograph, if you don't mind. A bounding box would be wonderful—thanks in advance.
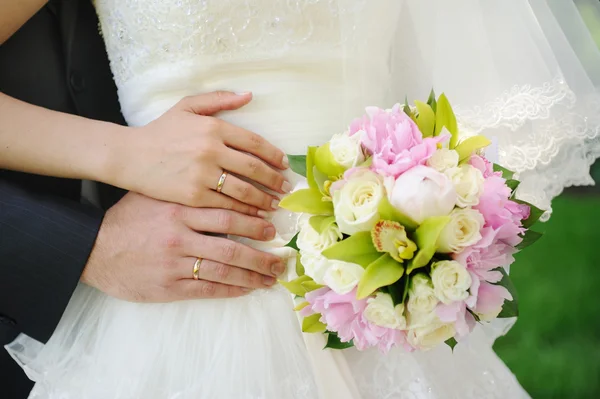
[114,91,290,216]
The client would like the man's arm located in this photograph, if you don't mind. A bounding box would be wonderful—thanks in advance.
[0,179,103,342]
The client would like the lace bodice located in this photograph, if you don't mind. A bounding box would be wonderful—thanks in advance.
[95,0,346,87]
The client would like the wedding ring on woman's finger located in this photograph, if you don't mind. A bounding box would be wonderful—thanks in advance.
[192,258,202,280]
[215,171,229,193]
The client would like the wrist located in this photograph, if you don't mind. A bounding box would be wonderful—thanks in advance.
[87,123,135,189]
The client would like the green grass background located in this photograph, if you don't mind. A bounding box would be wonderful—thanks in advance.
[493,193,600,398]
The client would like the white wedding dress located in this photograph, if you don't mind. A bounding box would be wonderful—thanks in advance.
[8,1,600,398]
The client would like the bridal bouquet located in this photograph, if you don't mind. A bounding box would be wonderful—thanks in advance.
[280,93,543,352]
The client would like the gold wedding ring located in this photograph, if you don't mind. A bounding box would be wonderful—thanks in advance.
[216,171,229,193]
[192,258,202,280]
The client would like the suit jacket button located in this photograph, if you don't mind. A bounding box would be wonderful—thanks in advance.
[70,71,86,92]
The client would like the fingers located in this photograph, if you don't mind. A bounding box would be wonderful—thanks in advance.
[200,191,266,218]
[178,257,276,288]
[222,149,291,194]
[183,208,276,241]
[175,279,249,300]
[219,123,289,171]
[184,234,287,278]
[214,171,280,211]
[178,91,253,116]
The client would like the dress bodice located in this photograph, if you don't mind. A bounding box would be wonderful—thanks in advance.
[94,1,360,155]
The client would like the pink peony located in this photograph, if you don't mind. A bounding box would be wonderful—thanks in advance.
[454,227,518,284]
[436,301,476,339]
[474,174,530,246]
[469,154,495,178]
[473,281,512,319]
[302,288,409,353]
[349,105,447,178]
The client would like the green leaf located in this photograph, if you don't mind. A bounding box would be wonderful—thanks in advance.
[288,154,307,178]
[493,164,515,180]
[408,216,452,274]
[294,301,310,311]
[301,280,325,293]
[506,179,520,193]
[315,143,346,177]
[427,89,437,113]
[387,275,409,306]
[285,232,299,251]
[454,135,491,162]
[324,331,354,350]
[378,196,418,231]
[279,275,312,296]
[309,215,336,234]
[445,337,458,350]
[435,93,459,147]
[306,146,318,190]
[279,189,334,215]
[295,252,305,277]
[302,313,327,333]
[513,199,545,228]
[496,268,519,318]
[414,100,436,138]
[322,231,381,268]
[516,229,543,250]
[357,254,405,299]
[403,100,412,117]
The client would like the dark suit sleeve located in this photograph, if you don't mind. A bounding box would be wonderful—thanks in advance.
[0,179,104,343]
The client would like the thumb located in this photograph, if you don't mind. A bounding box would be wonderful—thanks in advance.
[178,91,252,116]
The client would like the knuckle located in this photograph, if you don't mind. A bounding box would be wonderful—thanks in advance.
[215,211,233,231]
[200,282,217,298]
[202,117,222,135]
[247,159,261,175]
[244,271,259,287]
[214,263,230,280]
[220,242,238,263]
[256,253,272,274]
[164,204,183,221]
[227,285,241,298]
[161,233,182,250]
[249,134,263,150]
[237,184,252,201]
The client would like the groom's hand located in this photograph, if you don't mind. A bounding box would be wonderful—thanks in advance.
[81,193,286,302]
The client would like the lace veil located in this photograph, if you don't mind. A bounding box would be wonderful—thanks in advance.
[338,0,600,217]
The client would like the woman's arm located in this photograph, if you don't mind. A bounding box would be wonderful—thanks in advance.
[0,0,47,44]
[0,90,291,214]
[0,92,126,183]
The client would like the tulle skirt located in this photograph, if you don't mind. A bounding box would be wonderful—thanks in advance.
[8,282,530,399]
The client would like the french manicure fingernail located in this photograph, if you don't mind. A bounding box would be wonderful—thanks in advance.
[235,91,251,96]
[282,181,292,193]
[264,226,276,240]
[241,287,254,293]
[282,155,290,168]
[271,199,280,210]
[257,210,269,219]
[263,276,276,286]
[271,261,286,276]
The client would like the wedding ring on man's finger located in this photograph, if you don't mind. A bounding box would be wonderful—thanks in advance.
[192,258,202,280]
[216,171,229,193]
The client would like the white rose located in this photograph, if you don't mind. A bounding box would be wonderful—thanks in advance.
[445,164,484,208]
[407,274,439,315]
[364,293,407,329]
[329,132,365,169]
[437,208,485,253]
[296,220,342,283]
[332,169,384,235]
[407,320,456,351]
[388,165,457,224]
[431,260,472,304]
[426,148,459,172]
[322,260,365,295]
[296,219,342,254]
